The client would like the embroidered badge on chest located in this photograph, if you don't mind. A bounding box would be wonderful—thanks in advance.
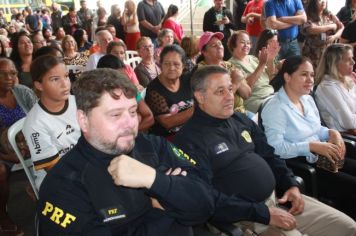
[99,206,126,223]
[214,142,229,155]
[241,130,252,143]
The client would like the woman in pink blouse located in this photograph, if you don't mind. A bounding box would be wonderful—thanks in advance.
[162,4,183,44]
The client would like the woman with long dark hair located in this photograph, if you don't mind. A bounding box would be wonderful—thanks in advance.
[262,55,356,218]
[73,29,92,52]
[302,0,344,69]
[9,31,33,88]
[162,4,183,43]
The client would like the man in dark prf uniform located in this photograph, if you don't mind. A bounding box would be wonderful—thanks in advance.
[174,65,356,236]
[37,68,214,236]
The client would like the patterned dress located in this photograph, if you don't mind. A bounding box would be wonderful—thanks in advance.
[302,15,337,69]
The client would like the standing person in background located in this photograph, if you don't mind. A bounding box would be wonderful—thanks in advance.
[41,8,52,31]
[91,7,107,41]
[234,0,248,29]
[137,0,165,47]
[203,0,238,60]
[340,12,356,71]
[61,7,83,36]
[265,0,307,59]
[241,0,264,54]
[122,0,141,50]
[162,4,184,44]
[50,3,62,34]
[77,0,94,42]
[25,6,42,33]
[337,0,356,26]
[107,4,125,41]
[302,0,344,69]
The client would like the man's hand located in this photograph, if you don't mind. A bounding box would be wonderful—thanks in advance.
[150,167,187,210]
[278,186,304,215]
[108,155,156,189]
[152,25,160,34]
[222,16,230,25]
[269,207,296,230]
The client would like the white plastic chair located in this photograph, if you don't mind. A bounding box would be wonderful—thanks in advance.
[125,50,139,60]
[66,64,85,74]
[125,56,142,70]
[7,118,39,200]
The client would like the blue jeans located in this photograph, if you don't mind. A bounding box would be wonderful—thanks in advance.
[278,39,301,60]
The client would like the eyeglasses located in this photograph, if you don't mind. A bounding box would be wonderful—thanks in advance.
[162,61,182,68]
[0,70,17,78]
[140,44,153,50]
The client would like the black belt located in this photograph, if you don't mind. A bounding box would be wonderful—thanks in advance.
[279,37,297,43]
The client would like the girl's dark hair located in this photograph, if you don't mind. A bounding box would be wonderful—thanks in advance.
[10,31,30,71]
[254,29,278,57]
[270,55,311,91]
[33,46,64,60]
[162,4,178,25]
[30,55,64,83]
[97,54,125,69]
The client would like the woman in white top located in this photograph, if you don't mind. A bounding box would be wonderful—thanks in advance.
[122,0,141,50]
[315,43,356,133]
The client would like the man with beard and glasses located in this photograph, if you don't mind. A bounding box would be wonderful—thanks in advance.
[37,68,215,236]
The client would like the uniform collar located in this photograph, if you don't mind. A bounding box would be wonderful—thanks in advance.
[77,135,130,167]
[193,106,229,126]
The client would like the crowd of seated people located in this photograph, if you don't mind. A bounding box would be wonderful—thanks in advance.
[0,0,355,234]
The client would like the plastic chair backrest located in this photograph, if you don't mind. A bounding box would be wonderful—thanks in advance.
[7,118,39,200]
[125,50,139,60]
[66,64,84,74]
[125,56,142,69]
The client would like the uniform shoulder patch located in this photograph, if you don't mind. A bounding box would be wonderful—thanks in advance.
[241,130,252,143]
[169,143,196,165]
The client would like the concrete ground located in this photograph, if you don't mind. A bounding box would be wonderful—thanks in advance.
[5,170,36,236]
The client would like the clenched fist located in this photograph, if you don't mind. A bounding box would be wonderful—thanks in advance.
[108,155,156,189]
